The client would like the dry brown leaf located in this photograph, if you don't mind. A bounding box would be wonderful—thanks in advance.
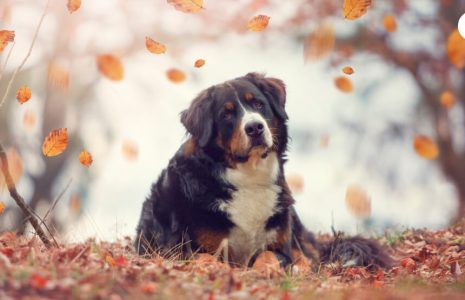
[23,110,36,129]
[142,282,157,294]
[145,37,166,54]
[122,140,138,161]
[303,24,335,62]
[440,91,455,109]
[446,30,465,69]
[42,128,68,157]
[286,173,304,194]
[79,151,93,167]
[0,30,15,52]
[48,63,70,90]
[167,0,203,13]
[194,59,205,68]
[252,251,280,273]
[247,15,270,32]
[345,184,371,218]
[16,86,31,104]
[413,135,439,160]
[166,68,186,83]
[67,0,81,13]
[97,54,124,81]
[383,15,397,32]
[0,201,5,215]
[343,0,372,20]
[334,76,353,93]
[342,66,355,75]
[0,148,23,190]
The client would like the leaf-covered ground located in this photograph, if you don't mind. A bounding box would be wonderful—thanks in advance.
[1,221,465,300]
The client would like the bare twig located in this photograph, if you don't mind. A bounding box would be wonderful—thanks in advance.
[0,143,54,248]
[0,42,16,82]
[0,0,50,109]
[43,178,73,223]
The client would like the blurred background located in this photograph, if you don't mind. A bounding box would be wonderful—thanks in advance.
[0,0,464,242]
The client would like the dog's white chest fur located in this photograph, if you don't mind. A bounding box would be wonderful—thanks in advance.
[220,152,281,264]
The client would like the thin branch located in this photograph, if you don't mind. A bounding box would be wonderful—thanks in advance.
[0,143,54,248]
[0,42,16,82]
[43,178,73,223]
[0,0,50,109]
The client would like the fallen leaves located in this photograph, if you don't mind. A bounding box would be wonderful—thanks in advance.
[334,76,353,93]
[440,91,455,109]
[16,86,31,104]
[345,184,371,218]
[0,30,15,52]
[167,0,203,13]
[383,15,397,32]
[194,59,205,68]
[400,257,417,272]
[97,54,124,81]
[42,128,68,157]
[166,68,186,83]
[413,135,439,160]
[252,251,281,276]
[446,30,465,69]
[343,0,372,20]
[342,66,355,75]
[79,151,93,167]
[303,24,335,62]
[247,15,270,32]
[145,37,166,54]
[67,0,81,13]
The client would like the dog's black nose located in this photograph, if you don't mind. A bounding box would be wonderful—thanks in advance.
[245,122,265,137]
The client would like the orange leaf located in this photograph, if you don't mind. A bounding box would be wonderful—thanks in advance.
[145,37,166,54]
[413,135,439,160]
[122,140,139,161]
[383,15,397,32]
[0,201,5,215]
[343,0,372,20]
[67,0,81,13]
[252,251,280,273]
[194,59,205,68]
[142,282,157,293]
[166,68,186,83]
[0,148,23,190]
[79,150,93,167]
[342,66,355,75]
[97,54,124,81]
[303,23,335,62]
[400,257,417,271]
[16,86,31,104]
[167,0,203,13]
[446,29,465,69]
[286,173,304,195]
[0,30,15,52]
[48,62,70,90]
[345,184,371,219]
[115,255,128,267]
[42,128,68,157]
[105,254,116,267]
[247,15,270,32]
[334,76,353,93]
[440,91,455,109]
[23,110,36,130]
[30,274,48,289]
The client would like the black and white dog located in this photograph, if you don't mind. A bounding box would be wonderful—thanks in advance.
[135,73,391,268]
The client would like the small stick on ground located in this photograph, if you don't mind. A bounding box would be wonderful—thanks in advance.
[0,143,54,249]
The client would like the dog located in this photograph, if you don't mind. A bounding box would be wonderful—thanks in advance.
[134,73,391,269]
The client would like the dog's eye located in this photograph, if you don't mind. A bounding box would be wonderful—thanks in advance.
[253,101,263,110]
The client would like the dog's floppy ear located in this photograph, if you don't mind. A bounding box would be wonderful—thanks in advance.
[245,72,288,120]
[180,89,213,147]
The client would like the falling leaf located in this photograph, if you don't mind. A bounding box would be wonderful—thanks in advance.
[247,15,270,32]
[67,0,81,13]
[69,194,81,215]
[413,135,439,160]
[0,148,23,190]
[97,54,124,81]
[440,91,455,109]
[30,274,48,289]
[0,201,5,215]
[286,174,304,194]
[383,15,397,32]
[16,86,31,104]
[334,76,353,93]
[345,184,371,218]
[194,59,205,68]
[48,62,70,90]
[42,128,68,157]
[167,0,203,13]
[342,66,355,75]
[0,30,15,52]
[142,282,157,293]
[303,23,335,62]
[79,150,93,167]
[343,0,372,20]
[122,140,138,161]
[166,68,186,83]
[447,30,465,69]
[145,37,166,54]
[23,110,36,129]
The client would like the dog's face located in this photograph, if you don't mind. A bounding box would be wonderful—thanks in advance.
[181,73,288,164]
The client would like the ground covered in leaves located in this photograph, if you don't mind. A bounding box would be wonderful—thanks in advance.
[1,222,465,300]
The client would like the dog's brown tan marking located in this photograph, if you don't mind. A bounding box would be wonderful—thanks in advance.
[224,101,234,110]
[195,229,228,253]
[183,138,196,156]
[244,92,254,101]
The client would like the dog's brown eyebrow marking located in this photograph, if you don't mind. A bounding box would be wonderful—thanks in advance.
[224,101,234,110]
[244,92,254,101]
[226,82,247,112]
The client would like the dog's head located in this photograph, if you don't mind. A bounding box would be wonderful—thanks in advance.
[180,73,288,164]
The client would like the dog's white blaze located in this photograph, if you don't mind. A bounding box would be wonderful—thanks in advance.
[221,152,281,265]
[240,111,273,148]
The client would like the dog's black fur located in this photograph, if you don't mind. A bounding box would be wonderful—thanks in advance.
[135,73,391,269]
